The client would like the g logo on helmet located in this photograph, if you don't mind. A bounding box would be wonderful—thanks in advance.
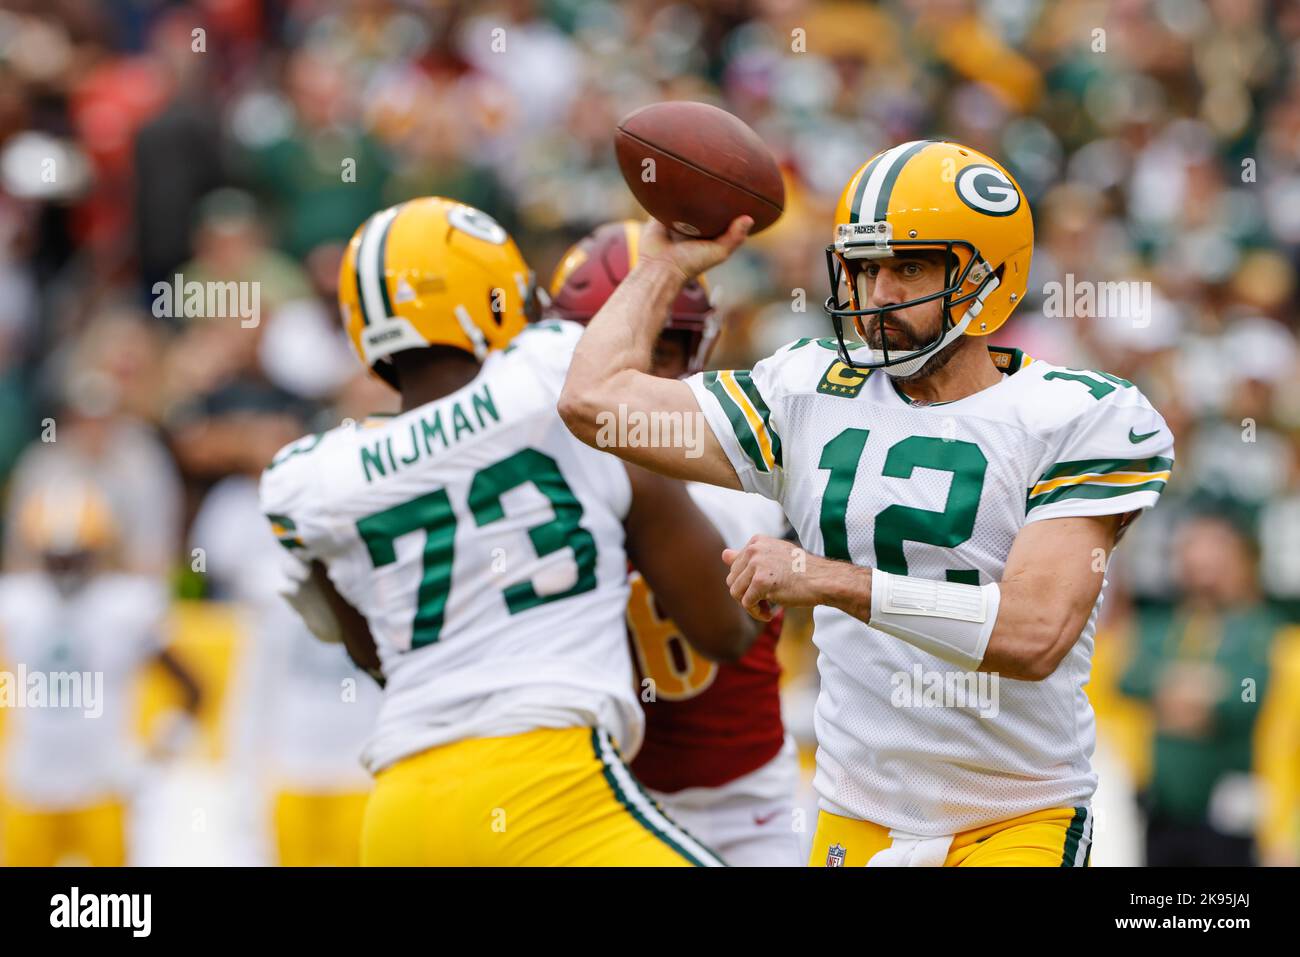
[447,204,508,244]
[954,164,1021,217]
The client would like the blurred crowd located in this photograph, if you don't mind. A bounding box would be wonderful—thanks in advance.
[0,0,1298,865]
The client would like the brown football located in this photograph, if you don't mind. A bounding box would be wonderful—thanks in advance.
[614,101,785,238]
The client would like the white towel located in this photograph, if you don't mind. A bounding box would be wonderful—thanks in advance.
[865,831,954,867]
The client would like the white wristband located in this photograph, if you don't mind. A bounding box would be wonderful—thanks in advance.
[868,570,1000,671]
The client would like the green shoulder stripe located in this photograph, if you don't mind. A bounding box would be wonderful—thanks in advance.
[732,370,782,469]
[703,371,768,472]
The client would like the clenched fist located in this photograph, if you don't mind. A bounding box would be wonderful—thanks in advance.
[722,535,871,622]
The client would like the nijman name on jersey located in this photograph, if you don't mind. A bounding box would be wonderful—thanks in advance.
[359,383,501,482]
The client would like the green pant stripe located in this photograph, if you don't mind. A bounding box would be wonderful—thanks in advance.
[589,729,718,866]
[614,745,727,868]
[1060,806,1088,867]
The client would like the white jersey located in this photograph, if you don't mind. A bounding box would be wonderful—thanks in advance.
[688,339,1174,835]
[0,573,166,808]
[259,320,641,773]
[190,476,381,791]
[685,481,789,554]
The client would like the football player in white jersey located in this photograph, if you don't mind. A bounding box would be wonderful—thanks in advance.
[260,197,759,866]
[549,222,802,866]
[0,480,202,866]
[190,471,383,866]
[559,140,1175,866]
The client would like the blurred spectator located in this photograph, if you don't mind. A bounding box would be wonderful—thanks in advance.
[3,311,182,576]
[1120,511,1278,865]
[132,8,227,296]
[234,46,393,258]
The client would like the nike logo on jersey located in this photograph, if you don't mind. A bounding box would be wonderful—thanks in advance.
[1128,427,1160,443]
[753,810,781,827]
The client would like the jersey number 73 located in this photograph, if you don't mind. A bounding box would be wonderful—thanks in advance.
[355,447,598,650]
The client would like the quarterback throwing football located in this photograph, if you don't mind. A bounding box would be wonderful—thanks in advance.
[560,140,1175,866]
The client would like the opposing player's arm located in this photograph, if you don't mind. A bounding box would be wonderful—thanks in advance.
[624,462,763,662]
[558,218,752,489]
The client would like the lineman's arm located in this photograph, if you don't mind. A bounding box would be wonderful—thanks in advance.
[624,462,763,662]
[283,560,386,688]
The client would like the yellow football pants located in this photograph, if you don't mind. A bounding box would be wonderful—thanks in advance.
[810,805,1093,867]
[361,726,725,866]
[1,797,126,867]
[274,790,370,867]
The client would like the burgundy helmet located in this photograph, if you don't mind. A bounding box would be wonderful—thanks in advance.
[547,220,720,374]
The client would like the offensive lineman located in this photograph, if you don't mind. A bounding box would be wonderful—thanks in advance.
[260,197,758,866]
[549,221,801,866]
[559,141,1175,866]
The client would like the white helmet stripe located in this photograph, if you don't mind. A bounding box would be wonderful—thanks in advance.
[357,205,401,326]
[854,140,928,224]
[453,305,489,361]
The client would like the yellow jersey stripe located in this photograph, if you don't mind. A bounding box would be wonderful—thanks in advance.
[719,370,775,471]
[1030,469,1173,498]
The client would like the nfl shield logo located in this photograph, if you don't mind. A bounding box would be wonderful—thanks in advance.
[826,843,847,867]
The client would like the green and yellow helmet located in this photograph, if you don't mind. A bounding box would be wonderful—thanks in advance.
[339,198,537,388]
[824,140,1034,377]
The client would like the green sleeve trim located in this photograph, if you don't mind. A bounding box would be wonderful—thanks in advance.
[702,372,768,473]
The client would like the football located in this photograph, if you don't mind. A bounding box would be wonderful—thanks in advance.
[614,101,785,238]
